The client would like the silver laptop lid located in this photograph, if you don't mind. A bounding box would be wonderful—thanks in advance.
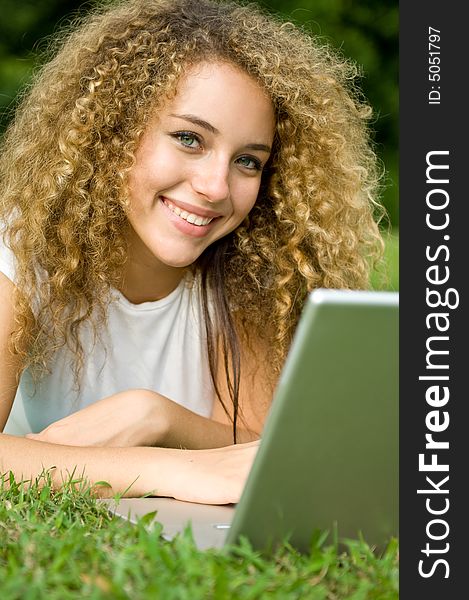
[226,289,399,551]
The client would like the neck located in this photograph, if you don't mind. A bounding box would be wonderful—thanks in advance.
[120,261,185,304]
[120,232,186,304]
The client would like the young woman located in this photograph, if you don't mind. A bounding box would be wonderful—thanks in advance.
[0,0,383,503]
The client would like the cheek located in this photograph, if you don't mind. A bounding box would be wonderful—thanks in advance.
[129,139,180,191]
[232,180,262,218]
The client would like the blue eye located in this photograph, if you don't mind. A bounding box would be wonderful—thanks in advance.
[236,155,262,171]
[174,131,201,149]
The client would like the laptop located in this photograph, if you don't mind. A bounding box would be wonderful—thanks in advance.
[103,288,399,552]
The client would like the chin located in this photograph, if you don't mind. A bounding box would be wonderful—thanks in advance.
[157,251,202,269]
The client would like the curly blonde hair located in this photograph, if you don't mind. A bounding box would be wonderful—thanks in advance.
[0,0,383,432]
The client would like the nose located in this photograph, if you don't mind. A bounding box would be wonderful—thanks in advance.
[190,156,230,203]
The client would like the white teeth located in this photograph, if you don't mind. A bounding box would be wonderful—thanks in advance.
[163,199,214,226]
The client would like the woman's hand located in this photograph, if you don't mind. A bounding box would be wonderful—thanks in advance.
[156,441,260,504]
[26,390,167,448]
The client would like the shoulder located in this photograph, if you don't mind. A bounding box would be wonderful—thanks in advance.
[0,270,22,429]
[212,314,276,435]
[0,226,16,283]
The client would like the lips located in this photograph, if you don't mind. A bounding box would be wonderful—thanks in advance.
[163,200,213,226]
[160,197,222,227]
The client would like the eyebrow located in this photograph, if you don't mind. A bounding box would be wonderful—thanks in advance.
[170,113,219,135]
[244,143,272,153]
[170,113,272,154]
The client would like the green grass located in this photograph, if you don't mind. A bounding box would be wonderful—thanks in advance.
[0,473,398,599]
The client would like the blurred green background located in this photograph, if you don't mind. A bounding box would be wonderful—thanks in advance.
[0,0,398,286]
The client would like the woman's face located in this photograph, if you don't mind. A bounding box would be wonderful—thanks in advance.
[126,61,275,271]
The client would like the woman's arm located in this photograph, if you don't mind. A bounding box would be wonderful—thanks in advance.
[0,434,258,503]
[0,273,23,430]
[26,389,260,448]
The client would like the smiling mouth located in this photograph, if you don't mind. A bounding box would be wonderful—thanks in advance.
[162,198,216,226]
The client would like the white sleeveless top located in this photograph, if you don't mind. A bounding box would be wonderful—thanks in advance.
[0,237,214,436]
